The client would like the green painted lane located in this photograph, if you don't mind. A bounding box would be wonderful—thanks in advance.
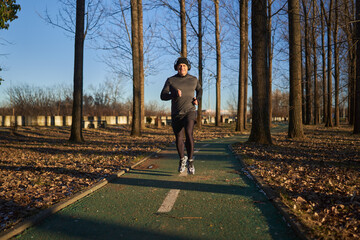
[17,136,300,240]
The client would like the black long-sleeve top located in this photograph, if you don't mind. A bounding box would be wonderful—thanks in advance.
[160,73,202,116]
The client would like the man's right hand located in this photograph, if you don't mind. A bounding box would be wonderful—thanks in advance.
[177,89,182,97]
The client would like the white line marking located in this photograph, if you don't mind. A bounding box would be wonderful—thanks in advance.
[157,189,180,213]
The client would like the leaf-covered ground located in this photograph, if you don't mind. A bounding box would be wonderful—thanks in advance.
[0,124,237,233]
[232,125,360,240]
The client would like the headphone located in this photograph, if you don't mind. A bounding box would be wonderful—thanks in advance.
[174,57,191,71]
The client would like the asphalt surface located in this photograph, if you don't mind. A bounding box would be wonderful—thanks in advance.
[17,135,300,240]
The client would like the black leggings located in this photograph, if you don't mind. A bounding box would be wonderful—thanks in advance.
[173,119,195,160]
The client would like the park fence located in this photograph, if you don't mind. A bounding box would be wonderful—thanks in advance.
[0,115,235,129]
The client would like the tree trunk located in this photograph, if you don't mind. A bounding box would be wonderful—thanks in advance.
[334,0,340,126]
[138,0,145,130]
[131,0,141,136]
[312,0,319,125]
[244,15,249,130]
[267,0,273,126]
[301,43,306,124]
[321,4,327,123]
[302,0,312,125]
[180,0,187,57]
[69,0,85,143]
[288,0,304,138]
[344,0,355,125]
[248,0,272,144]
[215,0,221,126]
[325,0,333,127]
[354,0,360,133]
[236,0,248,132]
[349,48,355,125]
[197,0,203,128]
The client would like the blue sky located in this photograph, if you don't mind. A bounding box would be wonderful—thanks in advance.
[0,0,245,112]
[0,1,98,98]
[0,1,174,107]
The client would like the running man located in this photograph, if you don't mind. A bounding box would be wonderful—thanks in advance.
[160,57,202,174]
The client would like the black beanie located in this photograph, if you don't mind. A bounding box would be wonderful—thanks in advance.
[174,57,191,71]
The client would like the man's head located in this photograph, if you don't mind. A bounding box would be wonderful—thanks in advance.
[174,57,191,76]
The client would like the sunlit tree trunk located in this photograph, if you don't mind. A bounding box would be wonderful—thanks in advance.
[180,0,187,57]
[288,0,304,138]
[236,0,248,132]
[248,0,272,144]
[139,0,145,130]
[215,0,221,126]
[69,0,85,142]
[197,0,203,128]
[131,0,141,136]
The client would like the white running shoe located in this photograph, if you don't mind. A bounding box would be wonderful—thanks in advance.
[178,156,188,173]
[187,159,195,174]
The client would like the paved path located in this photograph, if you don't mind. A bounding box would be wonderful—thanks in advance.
[17,135,300,240]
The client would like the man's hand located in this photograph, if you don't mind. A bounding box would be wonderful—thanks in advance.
[192,97,198,105]
[177,89,182,97]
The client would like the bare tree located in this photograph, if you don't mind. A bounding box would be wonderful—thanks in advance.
[180,0,187,57]
[321,0,334,127]
[69,0,85,142]
[320,1,327,123]
[154,0,189,56]
[267,0,273,126]
[288,0,304,138]
[354,0,360,133]
[333,0,340,126]
[130,0,141,136]
[302,0,312,125]
[312,0,320,125]
[197,0,203,128]
[236,0,248,133]
[214,0,221,126]
[42,0,105,142]
[343,0,355,125]
[138,0,145,129]
[248,0,272,144]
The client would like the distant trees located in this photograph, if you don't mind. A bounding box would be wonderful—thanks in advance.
[5,84,73,116]
[2,82,166,117]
